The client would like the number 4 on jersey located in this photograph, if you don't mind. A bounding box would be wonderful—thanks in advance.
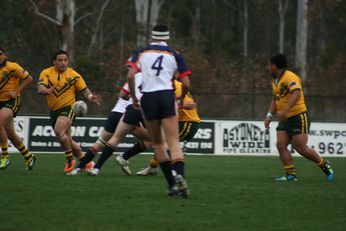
[151,55,164,76]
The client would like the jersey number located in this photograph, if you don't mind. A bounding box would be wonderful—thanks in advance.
[151,55,164,76]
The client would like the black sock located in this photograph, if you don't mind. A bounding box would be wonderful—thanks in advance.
[159,161,176,189]
[94,143,115,169]
[77,148,96,169]
[172,160,185,177]
[123,142,146,160]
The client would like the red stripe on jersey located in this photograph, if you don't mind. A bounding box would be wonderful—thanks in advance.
[122,87,130,94]
[126,61,140,72]
[178,71,192,79]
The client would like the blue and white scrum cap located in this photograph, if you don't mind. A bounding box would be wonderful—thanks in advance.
[152,25,170,40]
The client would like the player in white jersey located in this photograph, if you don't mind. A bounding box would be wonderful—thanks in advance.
[68,73,144,173]
[127,25,191,198]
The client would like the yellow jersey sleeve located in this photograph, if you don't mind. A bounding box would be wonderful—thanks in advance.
[72,70,87,92]
[38,69,49,87]
[12,62,30,79]
[287,74,302,93]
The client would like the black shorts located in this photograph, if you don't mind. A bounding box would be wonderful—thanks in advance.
[104,111,124,133]
[50,106,75,128]
[277,112,310,138]
[141,90,176,120]
[0,97,21,117]
[123,105,145,127]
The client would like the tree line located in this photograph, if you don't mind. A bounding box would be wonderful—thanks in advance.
[1,0,345,121]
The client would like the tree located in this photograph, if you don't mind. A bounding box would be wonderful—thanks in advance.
[29,0,110,63]
[134,0,164,47]
[295,0,308,81]
[278,0,289,53]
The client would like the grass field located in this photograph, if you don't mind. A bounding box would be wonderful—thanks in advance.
[1,154,345,231]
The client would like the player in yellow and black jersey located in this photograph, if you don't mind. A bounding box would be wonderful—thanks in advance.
[264,54,334,181]
[37,50,102,173]
[0,47,36,170]
[134,80,201,176]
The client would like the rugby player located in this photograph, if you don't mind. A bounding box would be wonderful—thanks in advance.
[0,47,36,170]
[264,54,334,181]
[116,80,200,176]
[67,72,145,175]
[37,50,101,173]
[127,25,192,197]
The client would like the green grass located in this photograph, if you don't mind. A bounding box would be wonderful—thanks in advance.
[1,154,345,231]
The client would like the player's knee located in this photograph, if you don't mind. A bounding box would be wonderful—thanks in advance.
[276,141,288,151]
[294,145,308,154]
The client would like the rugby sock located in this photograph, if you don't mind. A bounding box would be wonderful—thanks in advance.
[284,165,296,176]
[149,159,159,168]
[16,142,33,162]
[317,158,331,175]
[318,158,327,168]
[123,141,146,160]
[65,150,73,162]
[159,161,176,188]
[172,159,185,177]
[94,143,115,169]
[1,143,9,159]
[77,147,96,169]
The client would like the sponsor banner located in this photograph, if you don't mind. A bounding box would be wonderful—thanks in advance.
[8,117,30,152]
[27,117,215,154]
[215,120,346,157]
[28,117,139,152]
[215,121,272,155]
[182,122,214,154]
[305,123,346,156]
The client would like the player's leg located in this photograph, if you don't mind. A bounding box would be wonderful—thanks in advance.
[72,112,123,173]
[275,130,297,181]
[145,119,177,194]
[0,107,14,169]
[89,120,135,175]
[54,116,75,172]
[291,113,334,180]
[5,117,36,170]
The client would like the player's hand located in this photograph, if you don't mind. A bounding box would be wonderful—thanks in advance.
[264,116,272,129]
[45,85,56,95]
[132,98,140,109]
[277,111,288,122]
[180,102,197,110]
[6,91,19,99]
[89,92,102,106]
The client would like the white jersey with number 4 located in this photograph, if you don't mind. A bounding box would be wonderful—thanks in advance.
[127,42,191,93]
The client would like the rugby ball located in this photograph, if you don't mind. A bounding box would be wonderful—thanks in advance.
[74,100,88,117]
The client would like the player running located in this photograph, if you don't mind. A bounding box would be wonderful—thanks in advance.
[67,72,146,175]
[116,79,200,176]
[127,25,192,197]
[0,47,36,170]
[37,50,101,173]
[264,54,334,181]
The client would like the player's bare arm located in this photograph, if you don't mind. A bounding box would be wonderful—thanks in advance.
[277,89,301,122]
[81,88,102,106]
[7,75,33,99]
[177,76,190,107]
[127,67,139,108]
[37,83,56,95]
[264,99,277,129]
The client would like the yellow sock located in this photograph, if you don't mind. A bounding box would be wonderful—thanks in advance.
[318,158,326,167]
[1,143,9,159]
[65,150,73,161]
[16,142,33,161]
[284,165,296,176]
[149,159,158,168]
